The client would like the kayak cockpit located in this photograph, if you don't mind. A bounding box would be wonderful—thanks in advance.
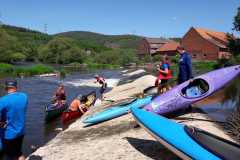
[181,79,209,98]
[184,126,240,160]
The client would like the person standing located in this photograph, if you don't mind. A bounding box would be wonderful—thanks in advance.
[177,46,193,84]
[0,80,28,160]
[155,56,172,93]
[94,75,107,100]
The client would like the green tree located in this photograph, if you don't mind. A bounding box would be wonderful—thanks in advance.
[38,37,84,64]
[227,7,240,61]
[0,28,18,62]
[152,54,163,62]
[10,52,26,62]
[118,49,139,65]
[233,7,240,31]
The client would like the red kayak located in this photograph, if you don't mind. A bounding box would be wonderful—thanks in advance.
[62,91,96,123]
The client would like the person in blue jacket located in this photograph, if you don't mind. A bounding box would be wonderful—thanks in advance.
[0,80,28,160]
[177,46,193,84]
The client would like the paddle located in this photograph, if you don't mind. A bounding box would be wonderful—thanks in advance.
[174,117,225,124]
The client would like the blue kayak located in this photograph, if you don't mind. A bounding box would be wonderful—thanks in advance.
[83,95,153,126]
[131,107,240,160]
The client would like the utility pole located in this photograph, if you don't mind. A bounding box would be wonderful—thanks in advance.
[44,23,48,34]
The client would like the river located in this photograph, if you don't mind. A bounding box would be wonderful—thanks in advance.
[0,69,123,157]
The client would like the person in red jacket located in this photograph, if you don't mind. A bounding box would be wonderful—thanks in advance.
[94,75,107,100]
[155,56,172,93]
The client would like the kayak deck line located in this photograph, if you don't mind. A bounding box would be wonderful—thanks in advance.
[174,117,225,124]
[132,113,192,160]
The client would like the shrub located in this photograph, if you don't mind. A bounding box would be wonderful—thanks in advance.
[0,63,14,73]
[13,64,54,76]
[10,52,26,62]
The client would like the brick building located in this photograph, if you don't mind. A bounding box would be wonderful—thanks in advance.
[155,41,180,56]
[181,27,231,60]
[138,38,170,56]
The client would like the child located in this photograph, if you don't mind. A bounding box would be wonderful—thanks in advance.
[155,56,172,94]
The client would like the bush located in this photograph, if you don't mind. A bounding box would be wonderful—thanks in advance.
[68,62,82,67]
[14,64,54,76]
[10,52,26,62]
[0,63,14,73]
[171,54,180,64]
[152,55,163,62]
[235,55,240,63]
[214,58,235,69]
[192,61,217,74]
[87,63,119,69]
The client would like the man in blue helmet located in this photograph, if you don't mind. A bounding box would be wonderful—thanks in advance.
[0,80,28,160]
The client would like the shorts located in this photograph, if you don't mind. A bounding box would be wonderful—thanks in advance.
[100,83,107,94]
[160,79,168,85]
[3,135,24,158]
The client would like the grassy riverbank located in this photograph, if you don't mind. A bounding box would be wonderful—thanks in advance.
[0,63,55,77]
[64,62,120,71]
[0,59,235,79]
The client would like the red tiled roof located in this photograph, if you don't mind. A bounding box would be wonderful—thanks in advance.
[157,41,180,52]
[194,27,230,48]
[145,38,170,44]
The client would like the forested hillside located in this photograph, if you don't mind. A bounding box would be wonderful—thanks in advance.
[56,31,142,49]
[0,25,141,65]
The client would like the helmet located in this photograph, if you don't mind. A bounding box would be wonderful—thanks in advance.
[77,94,82,100]
[94,74,99,78]
[5,80,17,88]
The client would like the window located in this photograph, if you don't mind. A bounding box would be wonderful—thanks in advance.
[219,48,229,52]
[203,54,207,57]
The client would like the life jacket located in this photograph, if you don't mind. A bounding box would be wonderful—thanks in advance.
[157,63,172,80]
[56,89,66,100]
[69,99,81,111]
[96,77,105,85]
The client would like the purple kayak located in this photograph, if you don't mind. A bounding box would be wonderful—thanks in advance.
[144,65,240,114]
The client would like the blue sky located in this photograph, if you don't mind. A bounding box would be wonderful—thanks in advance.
[1,0,240,37]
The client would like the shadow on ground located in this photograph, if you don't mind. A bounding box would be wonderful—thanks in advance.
[125,137,180,160]
[28,155,43,160]
[58,120,135,145]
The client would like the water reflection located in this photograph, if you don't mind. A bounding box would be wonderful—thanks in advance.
[224,77,240,141]
[197,76,240,141]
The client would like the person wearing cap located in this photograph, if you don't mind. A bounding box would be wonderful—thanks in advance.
[68,94,87,113]
[94,75,107,100]
[177,46,193,84]
[0,80,28,160]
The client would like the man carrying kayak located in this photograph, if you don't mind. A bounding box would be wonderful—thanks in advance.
[0,80,28,160]
[94,75,107,100]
